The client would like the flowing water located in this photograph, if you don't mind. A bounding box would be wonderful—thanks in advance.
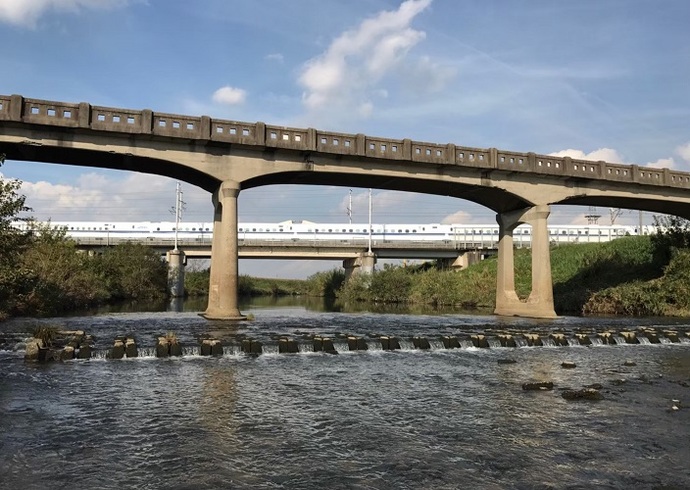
[1,299,690,489]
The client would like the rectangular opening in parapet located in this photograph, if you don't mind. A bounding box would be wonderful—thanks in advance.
[216,126,223,133]
[0,102,3,111]
[242,129,249,136]
[31,107,40,115]
[127,117,135,124]
[186,122,194,130]
[172,121,180,129]
[344,140,351,147]
[294,135,301,142]
[332,138,338,146]
[230,128,237,135]
[113,115,120,123]
[159,119,166,127]
[63,111,71,118]
[98,114,106,121]
[282,134,289,141]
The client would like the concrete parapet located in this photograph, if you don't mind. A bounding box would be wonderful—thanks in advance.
[200,339,223,356]
[441,336,460,349]
[412,337,431,350]
[347,336,368,351]
[241,339,263,355]
[380,336,401,350]
[470,334,489,348]
[279,337,299,354]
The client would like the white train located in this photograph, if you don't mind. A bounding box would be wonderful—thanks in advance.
[12,220,654,246]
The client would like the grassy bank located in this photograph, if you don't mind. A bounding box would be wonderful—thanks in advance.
[338,235,684,316]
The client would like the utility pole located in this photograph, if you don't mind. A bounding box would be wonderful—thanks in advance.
[347,189,352,224]
[174,182,183,251]
[367,188,373,253]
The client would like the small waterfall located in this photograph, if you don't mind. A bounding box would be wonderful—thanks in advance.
[182,346,201,356]
[638,337,652,345]
[398,339,415,351]
[590,337,604,346]
[658,337,672,344]
[298,343,313,353]
[541,338,556,348]
[514,337,528,348]
[428,339,444,350]
[679,337,690,344]
[459,339,473,349]
[567,337,580,347]
[333,342,349,353]
[612,336,626,345]
[487,338,502,349]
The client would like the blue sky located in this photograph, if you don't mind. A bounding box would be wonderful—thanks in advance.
[1,0,689,277]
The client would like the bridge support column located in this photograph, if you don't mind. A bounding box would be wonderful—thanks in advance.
[343,252,376,280]
[202,181,246,321]
[166,249,185,298]
[494,205,557,319]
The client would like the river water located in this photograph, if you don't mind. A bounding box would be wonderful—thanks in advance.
[1,298,689,489]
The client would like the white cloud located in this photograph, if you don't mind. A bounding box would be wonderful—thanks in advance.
[646,157,675,169]
[0,0,130,27]
[212,86,247,105]
[549,148,625,163]
[676,142,690,162]
[17,172,211,222]
[441,210,473,224]
[298,0,432,117]
[265,53,284,63]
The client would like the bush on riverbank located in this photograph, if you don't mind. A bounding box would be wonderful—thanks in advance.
[337,234,677,315]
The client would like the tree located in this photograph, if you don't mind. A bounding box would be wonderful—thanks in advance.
[650,214,690,267]
[0,154,34,316]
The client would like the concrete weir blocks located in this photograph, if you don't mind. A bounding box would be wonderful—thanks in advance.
[497,334,517,348]
[313,337,338,354]
[550,333,568,347]
[241,339,263,355]
[523,333,543,347]
[412,337,431,350]
[156,336,181,358]
[470,334,489,348]
[574,333,592,345]
[441,336,460,349]
[279,337,299,354]
[200,339,223,356]
[620,331,639,344]
[347,336,368,351]
[380,336,401,351]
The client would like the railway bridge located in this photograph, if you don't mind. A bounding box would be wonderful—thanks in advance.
[3,94,690,319]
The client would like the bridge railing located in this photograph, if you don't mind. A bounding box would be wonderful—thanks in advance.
[4,94,690,191]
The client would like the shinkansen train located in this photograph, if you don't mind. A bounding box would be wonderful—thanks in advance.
[11,220,654,245]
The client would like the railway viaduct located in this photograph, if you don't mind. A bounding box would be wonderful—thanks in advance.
[2,94,690,320]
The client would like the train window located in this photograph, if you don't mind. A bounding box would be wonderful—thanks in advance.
[412,230,417,233]
[349,229,353,233]
[561,231,567,235]
[192,228,196,231]
[252,228,256,232]
[341,229,346,232]
[206,228,210,231]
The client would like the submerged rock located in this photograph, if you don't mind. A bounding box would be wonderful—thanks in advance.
[522,381,554,391]
[561,388,603,401]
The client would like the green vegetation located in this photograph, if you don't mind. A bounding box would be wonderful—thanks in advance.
[184,269,309,297]
[0,154,169,319]
[338,228,690,317]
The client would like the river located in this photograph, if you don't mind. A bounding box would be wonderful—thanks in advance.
[1,297,689,489]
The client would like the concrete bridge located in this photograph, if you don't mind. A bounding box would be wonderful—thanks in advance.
[2,94,690,319]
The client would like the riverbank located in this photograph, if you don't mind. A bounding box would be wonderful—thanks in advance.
[338,235,690,316]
